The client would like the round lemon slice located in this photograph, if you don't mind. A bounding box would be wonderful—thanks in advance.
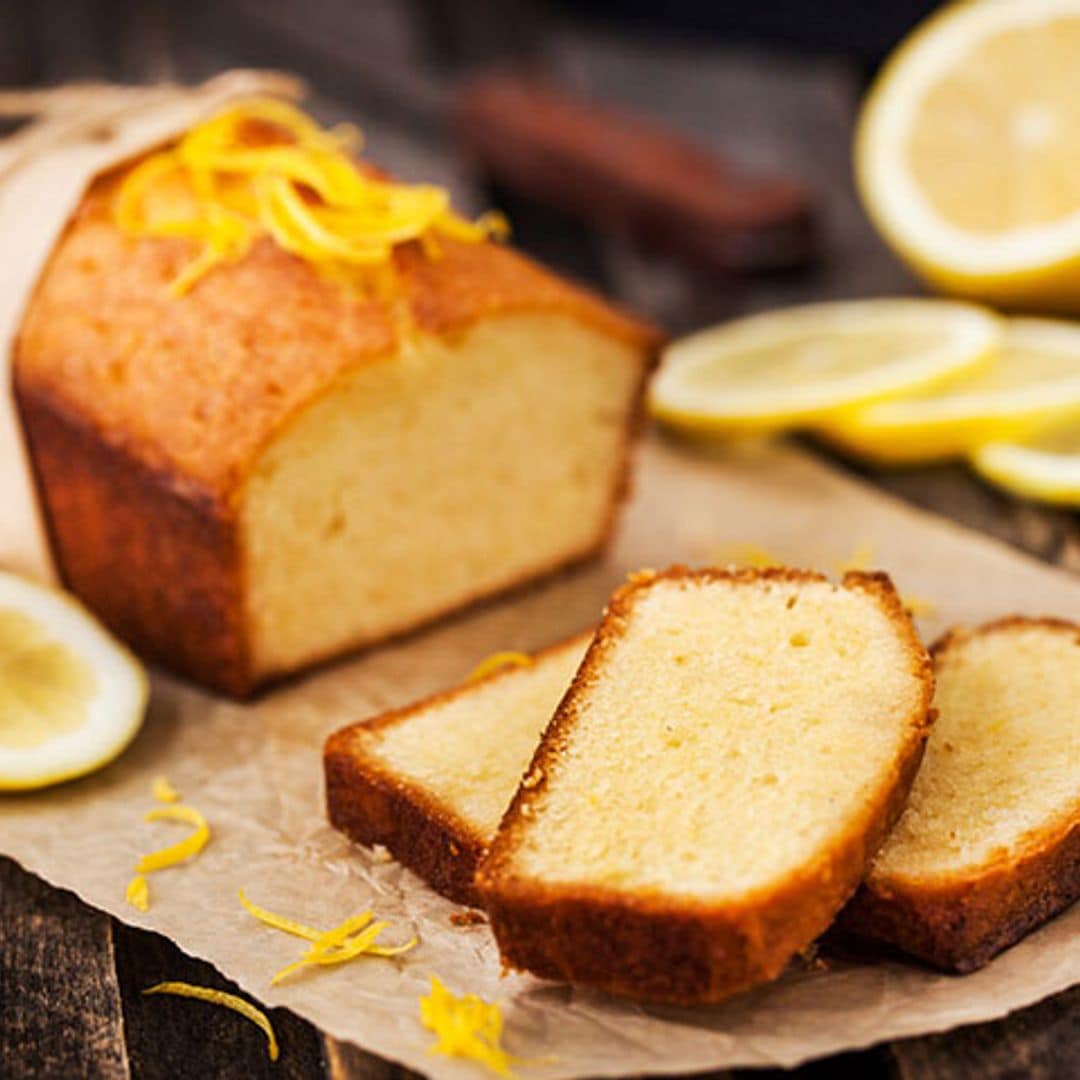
[972,423,1080,506]
[648,299,999,434]
[824,318,1080,464]
[857,0,1080,311]
[0,572,148,791]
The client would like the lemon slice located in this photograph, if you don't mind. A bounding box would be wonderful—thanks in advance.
[0,572,148,791]
[824,318,1080,464]
[648,299,999,434]
[972,423,1080,506]
[857,0,1080,311]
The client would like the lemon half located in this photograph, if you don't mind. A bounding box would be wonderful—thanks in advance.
[857,0,1080,311]
[824,317,1080,464]
[0,572,147,791]
[648,298,999,434]
[972,423,1080,506]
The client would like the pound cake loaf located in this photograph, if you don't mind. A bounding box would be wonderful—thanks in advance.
[13,101,659,697]
[841,617,1080,972]
[325,633,591,905]
[476,566,934,1005]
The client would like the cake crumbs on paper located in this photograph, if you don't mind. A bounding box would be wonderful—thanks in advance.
[450,909,487,928]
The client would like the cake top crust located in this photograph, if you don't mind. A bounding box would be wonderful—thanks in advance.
[15,167,660,500]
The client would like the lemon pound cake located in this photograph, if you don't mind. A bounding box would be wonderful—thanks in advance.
[13,101,658,697]
[476,567,934,1005]
[842,617,1080,972]
[325,634,590,904]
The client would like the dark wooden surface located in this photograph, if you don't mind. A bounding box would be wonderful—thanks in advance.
[0,1,1077,1077]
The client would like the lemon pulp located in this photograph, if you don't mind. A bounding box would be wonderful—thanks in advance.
[0,608,96,749]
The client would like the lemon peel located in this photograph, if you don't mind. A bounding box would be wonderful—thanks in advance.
[238,891,417,985]
[143,982,279,1061]
[136,804,210,874]
[152,775,180,803]
[238,889,322,941]
[468,651,534,683]
[420,975,518,1078]
[114,97,508,295]
[125,874,150,912]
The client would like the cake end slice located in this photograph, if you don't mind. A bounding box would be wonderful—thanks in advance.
[476,566,934,1005]
[841,616,1080,972]
[325,634,591,905]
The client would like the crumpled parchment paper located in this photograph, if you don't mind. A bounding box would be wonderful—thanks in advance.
[0,75,1076,1080]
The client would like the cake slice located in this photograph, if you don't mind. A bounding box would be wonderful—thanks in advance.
[841,617,1080,972]
[476,567,934,1005]
[325,634,591,905]
[14,103,658,697]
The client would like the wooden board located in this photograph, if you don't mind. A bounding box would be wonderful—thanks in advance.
[0,0,1075,1077]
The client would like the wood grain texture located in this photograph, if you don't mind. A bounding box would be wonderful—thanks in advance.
[0,0,1076,1076]
[111,917,324,1080]
[0,857,127,1080]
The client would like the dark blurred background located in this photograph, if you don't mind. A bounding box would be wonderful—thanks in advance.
[0,0,942,331]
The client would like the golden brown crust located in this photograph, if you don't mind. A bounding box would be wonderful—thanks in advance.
[325,633,594,906]
[476,566,935,1005]
[15,380,252,696]
[840,616,1080,972]
[12,159,659,696]
[15,167,661,496]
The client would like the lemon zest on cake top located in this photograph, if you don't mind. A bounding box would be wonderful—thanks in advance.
[143,982,279,1061]
[136,804,211,874]
[113,97,508,295]
[420,975,518,1077]
[467,651,534,683]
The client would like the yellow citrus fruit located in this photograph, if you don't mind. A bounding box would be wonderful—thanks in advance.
[648,298,999,434]
[0,572,147,791]
[971,421,1080,506]
[824,317,1080,464]
[857,0,1080,313]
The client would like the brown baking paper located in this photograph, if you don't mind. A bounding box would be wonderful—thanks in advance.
[1,77,1077,1079]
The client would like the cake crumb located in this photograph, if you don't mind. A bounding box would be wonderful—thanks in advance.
[451,909,488,928]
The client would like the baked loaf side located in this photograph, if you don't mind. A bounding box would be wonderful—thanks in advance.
[841,617,1080,972]
[476,566,935,1005]
[14,168,660,696]
[325,633,591,905]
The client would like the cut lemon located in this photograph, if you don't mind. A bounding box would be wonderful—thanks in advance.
[0,572,148,791]
[857,0,1080,312]
[648,299,999,434]
[824,318,1080,464]
[972,423,1080,506]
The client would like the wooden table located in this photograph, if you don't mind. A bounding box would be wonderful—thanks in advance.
[0,2,1077,1076]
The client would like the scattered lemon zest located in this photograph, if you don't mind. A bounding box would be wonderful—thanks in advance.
[125,874,150,912]
[468,651,534,683]
[834,542,877,574]
[238,889,322,941]
[238,890,417,985]
[270,915,417,985]
[152,775,180,803]
[710,543,784,569]
[136,804,210,874]
[420,975,518,1078]
[113,97,508,294]
[143,982,279,1061]
[902,594,936,618]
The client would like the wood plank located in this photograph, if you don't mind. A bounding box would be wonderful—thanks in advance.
[0,857,128,1080]
[321,1033,421,1080]
[889,984,1080,1080]
[111,918,324,1079]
